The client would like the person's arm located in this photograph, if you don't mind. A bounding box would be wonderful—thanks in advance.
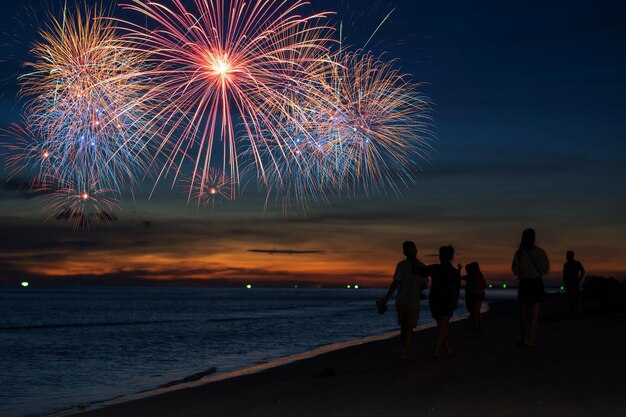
[512,253,520,277]
[381,264,401,304]
[579,262,586,280]
[382,280,399,304]
[541,249,550,275]
[453,271,461,309]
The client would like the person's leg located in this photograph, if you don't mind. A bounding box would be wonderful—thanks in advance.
[397,309,406,349]
[466,297,474,329]
[573,287,580,315]
[473,300,482,330]
[528,302,541,346]
[400,324,407,348]
[519,302,530,345]
[433,317,443,358]
[401,310,419,360]
[401,322,412,359]
[566,287,575,314]
[441,316,452,354]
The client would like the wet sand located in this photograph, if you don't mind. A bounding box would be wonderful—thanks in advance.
[71,294,626,417]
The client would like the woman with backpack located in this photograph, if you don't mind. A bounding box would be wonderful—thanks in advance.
[512,228,550,347]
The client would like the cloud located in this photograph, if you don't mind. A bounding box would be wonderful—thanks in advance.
[54,207,118,226]
[0,176,46,200]
[0,263,387,287]
[248,249,325,255]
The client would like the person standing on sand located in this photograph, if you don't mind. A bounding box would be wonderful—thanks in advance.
[416,245,461,358]
[512,228,549,347]
[563,250,585,315]
[461,262,486,330]
[379,241,427,361]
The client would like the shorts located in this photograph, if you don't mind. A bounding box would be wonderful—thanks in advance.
[429,292,456,318]
[564,279,580,294]
[397,307,420,328]
[518,278,545,304]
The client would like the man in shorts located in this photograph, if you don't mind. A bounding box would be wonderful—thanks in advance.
[563,250,586,315]
[379,241,427,360]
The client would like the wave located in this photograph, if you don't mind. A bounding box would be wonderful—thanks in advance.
[0,319,182,331]
[158,367,218,388]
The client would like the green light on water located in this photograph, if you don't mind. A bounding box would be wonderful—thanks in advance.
[488,284,493,289]
[560,285,565,291]
[294,285,299,289]
[245,284,252,289]
[21,281,29,287]
[346,285,351,289]
[502,284,507,289]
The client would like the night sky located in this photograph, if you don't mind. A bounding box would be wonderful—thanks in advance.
[1,0,625,287]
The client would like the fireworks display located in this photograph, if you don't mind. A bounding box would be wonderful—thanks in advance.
[1,0,433,224]
[116,0,334,200]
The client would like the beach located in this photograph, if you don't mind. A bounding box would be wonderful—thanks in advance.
[70,294,626,417]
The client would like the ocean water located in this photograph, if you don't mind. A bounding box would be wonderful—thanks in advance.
[0,286,512,417]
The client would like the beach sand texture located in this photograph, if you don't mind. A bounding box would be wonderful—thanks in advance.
[72,295,626,417]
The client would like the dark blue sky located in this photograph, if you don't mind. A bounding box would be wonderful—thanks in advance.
[1,0,625,286]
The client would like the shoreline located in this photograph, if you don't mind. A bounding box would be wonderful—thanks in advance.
[68,294,626,417]
[49,309,476,417]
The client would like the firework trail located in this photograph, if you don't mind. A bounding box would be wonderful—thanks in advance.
[116,0,334,200]
[18,4,155,195]
[0,120,50,185]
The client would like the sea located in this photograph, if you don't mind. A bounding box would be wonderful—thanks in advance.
[0,286,516,417]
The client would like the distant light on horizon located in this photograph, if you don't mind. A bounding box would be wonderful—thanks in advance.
[502,283,507,289]
[560,285,565,291]
[245,284,252,289]
[354,285,359,289]
[488,284,493,289]
[346,285,351,289]
[21,281,29,287]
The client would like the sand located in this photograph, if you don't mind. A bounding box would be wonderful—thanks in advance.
[69,294,626,417]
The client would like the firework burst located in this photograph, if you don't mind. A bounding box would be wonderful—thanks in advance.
[18,4,155,194]
[316,51,433,196]
[184,167,232,208]
[250,50,433,210]
[116,0,335,200]
[38,178,120,230]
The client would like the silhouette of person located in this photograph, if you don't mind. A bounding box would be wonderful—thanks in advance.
[379,241,427,361]
[416,245,461,358]
[461,262,486,330]
[512,228,549,347]
[563,250,585,315]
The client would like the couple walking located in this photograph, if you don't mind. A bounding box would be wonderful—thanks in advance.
[378,242,469,360]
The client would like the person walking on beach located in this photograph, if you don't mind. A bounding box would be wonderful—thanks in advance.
[416,245,461,358]
[563,250,585,315]
[461,262,486,330]
[379,241,427,361]
[512,228,549,347]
